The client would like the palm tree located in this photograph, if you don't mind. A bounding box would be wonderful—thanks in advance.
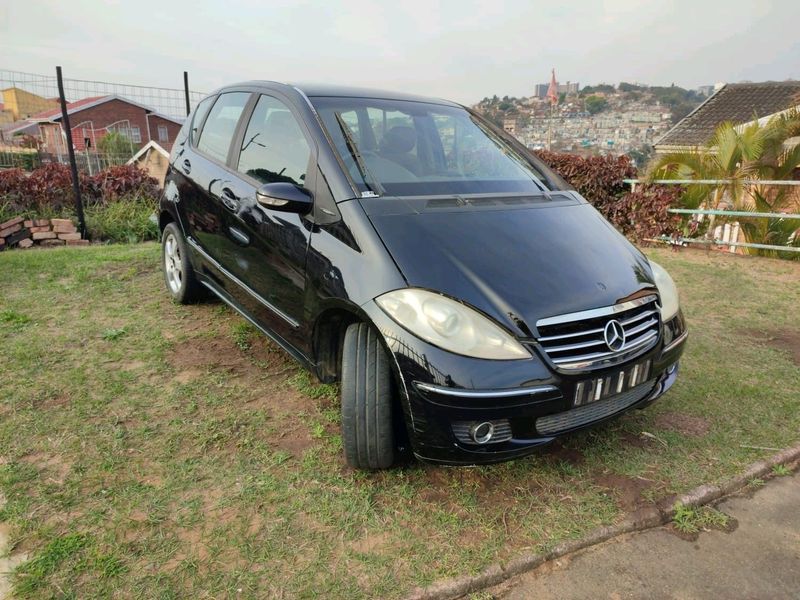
[647,111,800,256]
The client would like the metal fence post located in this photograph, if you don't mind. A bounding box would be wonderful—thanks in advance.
[56,66,87,239]
[183,71,191,117]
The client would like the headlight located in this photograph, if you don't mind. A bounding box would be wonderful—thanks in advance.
[375,289,529,360]
[649,261,680,320]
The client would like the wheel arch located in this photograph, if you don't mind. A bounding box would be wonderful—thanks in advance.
[159,209,175,233]
[311,303,366,383]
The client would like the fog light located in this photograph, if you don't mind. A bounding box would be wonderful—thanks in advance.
[667,363,677,375]
[470,421,495,444]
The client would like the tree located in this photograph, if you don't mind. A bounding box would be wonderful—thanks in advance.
[98,131,134,161]
[584,95,608,115]
[648,111,800,255]
[627,144,653,169]
[581,84,615,96]
[618,82,644,92]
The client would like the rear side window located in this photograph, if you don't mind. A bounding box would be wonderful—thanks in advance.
[196,92,250,163]
[237,95,311,187]
[187,96,214,145]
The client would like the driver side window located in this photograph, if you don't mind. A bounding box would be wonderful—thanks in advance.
[237,95,311,187]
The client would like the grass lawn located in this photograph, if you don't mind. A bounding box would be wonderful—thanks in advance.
[1,243,798,598]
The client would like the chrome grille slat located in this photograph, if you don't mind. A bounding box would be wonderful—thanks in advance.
[538,326,605,342]
[546,337,609,353]
[626,317,659,337]
[536,296,661,370]
[620,308,659,326]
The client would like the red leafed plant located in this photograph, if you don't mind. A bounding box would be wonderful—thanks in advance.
[0,163,159,219]
[535,150,682,241]
[606,185,683,240]
[92,164,159,202]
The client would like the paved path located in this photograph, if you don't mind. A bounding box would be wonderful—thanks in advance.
[0,493,27,600]
[498,473,800,600]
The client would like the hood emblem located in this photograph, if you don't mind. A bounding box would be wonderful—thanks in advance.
[603,319,626,352]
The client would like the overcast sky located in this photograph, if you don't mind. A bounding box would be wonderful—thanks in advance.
[1,0,798,104]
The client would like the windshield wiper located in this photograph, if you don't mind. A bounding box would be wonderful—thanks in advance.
[334,113,383,197]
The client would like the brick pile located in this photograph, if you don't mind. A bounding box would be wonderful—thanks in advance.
[0,216,89,250]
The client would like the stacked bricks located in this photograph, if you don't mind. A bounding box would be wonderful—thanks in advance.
[0,216,89,250]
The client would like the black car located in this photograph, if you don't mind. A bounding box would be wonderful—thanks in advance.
[159,81,687,470]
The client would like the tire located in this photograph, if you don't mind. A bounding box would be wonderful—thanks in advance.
[161,222,203,304]
[341,322,396,470]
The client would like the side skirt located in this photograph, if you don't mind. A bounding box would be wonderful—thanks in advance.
[198,277,317,373]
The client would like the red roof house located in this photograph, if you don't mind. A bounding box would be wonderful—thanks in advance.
[31,95,184,154]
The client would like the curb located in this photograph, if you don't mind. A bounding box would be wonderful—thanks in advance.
[404,443,800,600]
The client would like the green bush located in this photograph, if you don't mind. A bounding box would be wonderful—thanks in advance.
[84,195,159,243]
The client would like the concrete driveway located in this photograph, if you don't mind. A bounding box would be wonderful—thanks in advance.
[496,473,800,599]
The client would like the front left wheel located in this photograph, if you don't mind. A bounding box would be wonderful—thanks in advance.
[161,222,203,304]
[340,322,397,470]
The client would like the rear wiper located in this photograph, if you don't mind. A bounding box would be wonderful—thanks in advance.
[334,112,384,197]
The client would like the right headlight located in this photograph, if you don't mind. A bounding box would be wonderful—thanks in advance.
[375,288,529,360]
[649,261,680,321]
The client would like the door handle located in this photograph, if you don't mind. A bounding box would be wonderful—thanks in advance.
[220,188,240,212]
[228,226,250,246]
[181,159,191,175]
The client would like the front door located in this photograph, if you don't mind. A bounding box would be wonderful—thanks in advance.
[218,93,316,349]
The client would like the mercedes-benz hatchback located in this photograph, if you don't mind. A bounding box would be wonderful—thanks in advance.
[159,81,687,470]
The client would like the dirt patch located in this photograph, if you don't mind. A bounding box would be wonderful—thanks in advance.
[742,329,800,366]
[542,440,586,465]
[655,412,711,437]
[593,472,655,512]
[619,430,665,449]
[271,427,313,458]
[170,336,262,375]
[350,531,392,554]
[20,451,71,485]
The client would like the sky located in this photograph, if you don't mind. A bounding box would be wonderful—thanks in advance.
[1,0,798,104]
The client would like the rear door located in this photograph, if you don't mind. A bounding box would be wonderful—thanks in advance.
[177,91,251,265]
[218,93,316,348]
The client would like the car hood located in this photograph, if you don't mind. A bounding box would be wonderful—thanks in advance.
[361,193,656,337]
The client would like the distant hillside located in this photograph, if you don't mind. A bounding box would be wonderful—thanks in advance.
[475,83,704,126]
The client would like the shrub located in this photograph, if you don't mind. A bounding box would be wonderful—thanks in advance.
[91,164,159,202]
[606,184,683,240]
[0,163,158,212]
[535,150,681,241]
[84,194,159,243]
[535,150,636,214]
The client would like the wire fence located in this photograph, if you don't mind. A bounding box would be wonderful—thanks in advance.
[0,69,205,120]
[0,68,208,173]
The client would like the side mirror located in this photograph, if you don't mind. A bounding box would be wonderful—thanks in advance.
[255,182,313,214]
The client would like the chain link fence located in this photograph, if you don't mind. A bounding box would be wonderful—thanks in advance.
[0,68,207,172]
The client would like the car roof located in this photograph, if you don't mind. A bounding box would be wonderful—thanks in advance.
[219,81,462,108]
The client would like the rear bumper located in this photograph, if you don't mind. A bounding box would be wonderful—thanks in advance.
[364,304,687,466]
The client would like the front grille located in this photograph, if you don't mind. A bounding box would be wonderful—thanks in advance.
[535,295,660,370]
[536,380,655,435]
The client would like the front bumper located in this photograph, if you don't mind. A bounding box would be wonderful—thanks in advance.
[364,304,688,466]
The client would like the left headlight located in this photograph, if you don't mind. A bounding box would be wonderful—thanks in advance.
[649,261,680,320]
[375,288,530,360]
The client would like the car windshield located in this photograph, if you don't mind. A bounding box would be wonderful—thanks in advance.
[311,97,550,197]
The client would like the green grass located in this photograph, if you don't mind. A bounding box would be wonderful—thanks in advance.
[672,503,730,534]
[1,243,798,598]
[772,464,791,477]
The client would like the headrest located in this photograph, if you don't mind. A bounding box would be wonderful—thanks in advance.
[380,126,416,154]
